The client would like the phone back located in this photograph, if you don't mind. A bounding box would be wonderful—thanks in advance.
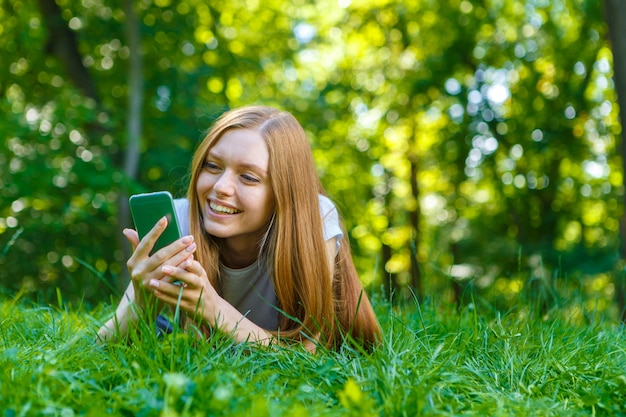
[129,191,182,254]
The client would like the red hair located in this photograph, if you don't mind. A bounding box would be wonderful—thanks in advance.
[187,106,381,349]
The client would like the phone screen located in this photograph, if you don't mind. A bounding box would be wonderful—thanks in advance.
[129,191,182,254]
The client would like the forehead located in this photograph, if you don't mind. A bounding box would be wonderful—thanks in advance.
[208,128,269,170]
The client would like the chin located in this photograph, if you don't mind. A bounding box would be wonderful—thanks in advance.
[202,223,229,239]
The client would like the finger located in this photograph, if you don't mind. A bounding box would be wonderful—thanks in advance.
[176,254,194,268]
[150,237,196,279]
[151,280,185,304]
[150,273,190,304]
[159,264,194,286]
[150,274,206,319]
[134,216,168,256]
[123,228,140,251]
[129,236,195,288]
[152,265,212,321]
[184,259,205,276]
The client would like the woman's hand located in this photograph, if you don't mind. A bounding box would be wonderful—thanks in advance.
[124,216,197,312]
[96,218,196,343]
[150,261,273,346]
[148,259,218,323]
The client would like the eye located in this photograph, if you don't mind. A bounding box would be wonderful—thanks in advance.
[202,161,220,171]
[241,173,260,183]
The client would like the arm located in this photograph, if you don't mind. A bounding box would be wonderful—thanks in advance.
[149,260,273,346]
[151,237,338,351]
[96,282,139,342]
[97,217,196,343]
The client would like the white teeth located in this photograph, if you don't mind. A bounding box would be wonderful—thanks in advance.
[210,201,241,214]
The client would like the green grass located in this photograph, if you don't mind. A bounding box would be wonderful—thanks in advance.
[1,294,625,416]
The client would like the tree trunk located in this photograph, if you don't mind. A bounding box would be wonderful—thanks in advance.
[408,153,424,303]
[381,171,399,303]
[116,0,144,292]
[604,0,626,323]
[37,0,98,101]
[381,241,396,303]
[122,0,143,183]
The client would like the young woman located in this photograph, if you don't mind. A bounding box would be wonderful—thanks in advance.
[98,106,381,351]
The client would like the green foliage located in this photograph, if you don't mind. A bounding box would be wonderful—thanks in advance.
[298,0,619,295]
[0,0,622,312]
[1,296,626,415]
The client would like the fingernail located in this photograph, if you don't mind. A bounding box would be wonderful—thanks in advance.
[182,235,193,244]
[150,279,160,288]
[159,216,168,226]
[186,242,197,253]
[162,265,174,274]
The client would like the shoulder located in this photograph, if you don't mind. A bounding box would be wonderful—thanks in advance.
[174,198,190,235]
[174,198,189,216]
[318,194,337,217]
[317,194,343,248]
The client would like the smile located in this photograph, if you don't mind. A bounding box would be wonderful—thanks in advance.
[209,201,242,214]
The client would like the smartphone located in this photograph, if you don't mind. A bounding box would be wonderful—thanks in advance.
[129,191,182,255]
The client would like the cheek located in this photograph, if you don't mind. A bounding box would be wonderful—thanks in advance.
[241,187,274,216]
[261,189,276,216]
[196,173,212,194]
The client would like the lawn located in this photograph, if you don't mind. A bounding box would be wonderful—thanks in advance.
[1,293,625,416]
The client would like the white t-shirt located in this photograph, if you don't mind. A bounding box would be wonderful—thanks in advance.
[173,195,343,329]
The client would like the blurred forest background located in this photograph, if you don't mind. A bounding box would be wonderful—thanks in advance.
[1,0,625,321]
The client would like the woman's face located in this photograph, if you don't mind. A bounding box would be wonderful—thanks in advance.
[196,128,275,249]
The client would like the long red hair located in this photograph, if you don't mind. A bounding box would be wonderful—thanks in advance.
[187,106,381,349]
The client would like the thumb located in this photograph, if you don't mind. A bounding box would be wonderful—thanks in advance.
[186,260,210,283]
[123,228,140,251]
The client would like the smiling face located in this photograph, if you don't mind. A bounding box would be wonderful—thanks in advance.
[196,128,275,254]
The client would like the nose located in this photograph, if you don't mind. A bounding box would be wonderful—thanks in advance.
[213,171,235,196]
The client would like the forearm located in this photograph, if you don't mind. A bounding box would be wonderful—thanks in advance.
[97,307,135,343]
[208,298,274,346]
[97,295,137,343]
[96,283,162,343]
